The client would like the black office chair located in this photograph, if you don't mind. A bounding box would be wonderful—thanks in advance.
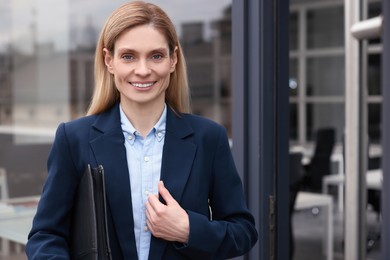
[301,127,336,193]
[289,151,304,259]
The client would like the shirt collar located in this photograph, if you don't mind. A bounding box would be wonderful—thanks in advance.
[119,104,167,144]
[154,105,167,142]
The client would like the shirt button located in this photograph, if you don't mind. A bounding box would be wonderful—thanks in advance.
[145,190,149,195]
[144,156,150,162]
[128,135,133,140]
[157,132,162,137]
[144,226,148,231]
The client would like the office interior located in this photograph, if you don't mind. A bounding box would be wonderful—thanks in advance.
[0,0,387,259]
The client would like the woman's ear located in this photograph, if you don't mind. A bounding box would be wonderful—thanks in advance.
[170,46,178,73]
[103,48,114,74]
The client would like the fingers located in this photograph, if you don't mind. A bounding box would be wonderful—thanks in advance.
[145,196,160,235]
[146,193,159,217]
[146,181,178,217]
[145,210,155,233]
[144,181,190,243]
[158,181,175,205]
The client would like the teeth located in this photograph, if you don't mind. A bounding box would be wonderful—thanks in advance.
[132,82,154,88]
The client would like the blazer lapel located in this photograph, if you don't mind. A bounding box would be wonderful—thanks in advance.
[160,110,197,202]
[89,104,138,259]
[149,108,197,259]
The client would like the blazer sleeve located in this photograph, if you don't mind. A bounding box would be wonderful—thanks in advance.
[26,123,81,259]
[176,126,258,259]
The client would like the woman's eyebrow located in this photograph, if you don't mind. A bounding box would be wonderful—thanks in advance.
[117,47,169,55]
[150,48,169,54]
[116,48,136,54]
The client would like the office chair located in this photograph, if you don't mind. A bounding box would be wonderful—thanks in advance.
[301,127,336,193]
[289,151,304,259]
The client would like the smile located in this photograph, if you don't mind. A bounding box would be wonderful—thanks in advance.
[130,82,156,88]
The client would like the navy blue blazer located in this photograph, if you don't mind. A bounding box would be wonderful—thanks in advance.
[26,103,258,259]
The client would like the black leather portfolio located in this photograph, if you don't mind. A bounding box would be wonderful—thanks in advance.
[70,164,112,260]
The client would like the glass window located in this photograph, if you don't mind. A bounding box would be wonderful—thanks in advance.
[290,104,298,140]
[290,12,298,51]
[289,59,298,96]
[368,103,381,143]
[0,0,232,198]
[368,1,382,45]
[306,6,344,49]
[306,56,345,96]
[306,103,344,142]
[368,54,381,96]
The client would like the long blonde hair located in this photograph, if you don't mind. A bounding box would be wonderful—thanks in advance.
[87,1,190,115]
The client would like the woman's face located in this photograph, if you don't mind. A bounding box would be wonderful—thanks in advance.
[104,24,177,109]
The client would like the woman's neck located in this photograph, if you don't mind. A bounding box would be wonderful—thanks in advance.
[121,101,165,138]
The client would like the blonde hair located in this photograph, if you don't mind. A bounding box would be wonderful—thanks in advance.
[87,1,190,115]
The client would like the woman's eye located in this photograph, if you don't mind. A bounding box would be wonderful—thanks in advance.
[151,54,163,60]
[122,54,134,60]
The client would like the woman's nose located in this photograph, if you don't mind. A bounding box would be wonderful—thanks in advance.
[135,59,151,76]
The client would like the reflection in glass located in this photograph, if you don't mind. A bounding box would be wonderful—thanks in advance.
[10,0,70,145]
[181,4,232,134]
[306,56,345,96]
[307,6,344,49]
[306,103,344,142]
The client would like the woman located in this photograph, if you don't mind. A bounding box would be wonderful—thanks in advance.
[26,1,258,259]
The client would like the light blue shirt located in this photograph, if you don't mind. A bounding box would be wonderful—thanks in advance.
[119,104,166,260]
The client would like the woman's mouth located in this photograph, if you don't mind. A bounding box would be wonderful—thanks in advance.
[130,82,156,88]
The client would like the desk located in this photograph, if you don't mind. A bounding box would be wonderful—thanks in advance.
[0,196,39,254]
[322,170,383,211]
[295,192,333,260]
